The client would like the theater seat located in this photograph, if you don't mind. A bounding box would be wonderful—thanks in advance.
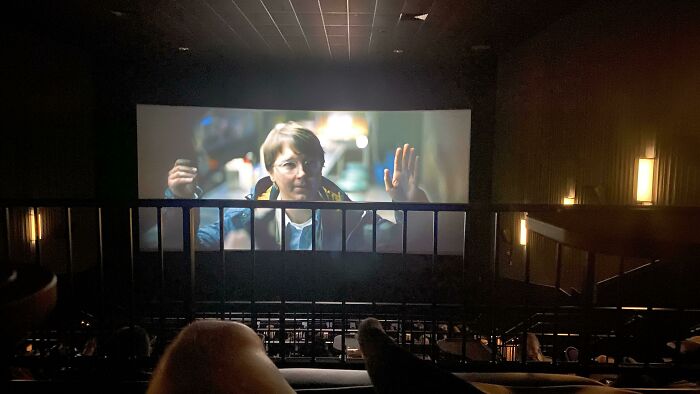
[280,368,644,393]
[280,368,372,389]
[453,372,605,387]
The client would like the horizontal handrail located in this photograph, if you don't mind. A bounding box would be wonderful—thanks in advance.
[2,199,699,213]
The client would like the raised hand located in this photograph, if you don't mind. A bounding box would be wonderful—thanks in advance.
[383,144,428,202]
[168,159,198,198]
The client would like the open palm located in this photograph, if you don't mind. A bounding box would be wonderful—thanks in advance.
[384,144,428,202]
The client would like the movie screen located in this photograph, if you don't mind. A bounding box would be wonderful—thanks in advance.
[137,105,470,253]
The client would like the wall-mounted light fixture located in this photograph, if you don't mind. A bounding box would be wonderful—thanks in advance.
[636,158,654,204]
[28,208,42,242]
[563,178,576,205]
[519,214,527,246]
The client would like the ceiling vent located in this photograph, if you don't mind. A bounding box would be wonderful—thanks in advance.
[399,13,428,21]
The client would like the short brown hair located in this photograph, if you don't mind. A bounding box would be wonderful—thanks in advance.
[261,122,325,172]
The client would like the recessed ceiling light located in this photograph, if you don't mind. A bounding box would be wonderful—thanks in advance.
[178,47,190,52]
[414,13,428,21]
[393,49,404,54]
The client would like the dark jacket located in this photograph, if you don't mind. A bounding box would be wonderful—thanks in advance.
[172,177,401,251]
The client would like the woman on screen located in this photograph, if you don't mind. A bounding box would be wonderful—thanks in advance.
[165,121,428,250]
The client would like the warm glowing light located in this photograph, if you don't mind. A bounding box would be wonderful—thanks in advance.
[317,113,368,141]
[327,113,353,135]
[355,135,369,149]
[562,197,575,205]
[519,217,527,246]
[28,209,42,242]
[636,158,654,203]
[29,210,36,241]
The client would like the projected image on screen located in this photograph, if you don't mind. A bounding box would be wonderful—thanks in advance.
[138,105,469,202]
[137,105,470,252]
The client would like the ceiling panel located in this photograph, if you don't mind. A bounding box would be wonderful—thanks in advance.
[307,35,331,49]
[401,0,433,14]
[279,24,305,36]
[350,0,376,13]
[320,0,348,13]
[291,0,321,13]
[262,0,294,12]
[350,36,370,49]
[376,0,405,15]
[286,37,310,51]
[247,12,275,25]
[302,25,327,35]
[325,25,348,35]
[263,34,291,50]
[234,0,268,14]
[16,0,585,64]
[200,1,247,47]
[330,44,349,59]
[372,14,397,27]
[328,35,348,46]
[323,13,348,25]
[350,26,371,36]
[256,24,283,36]
[270,12,300,25]
[348,13,374,25]
[297,13,324,26]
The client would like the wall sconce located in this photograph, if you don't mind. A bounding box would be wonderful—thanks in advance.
[28,208,43,242]
[563,178,576,205]
[636,158,654,204]
[519,214,527,246]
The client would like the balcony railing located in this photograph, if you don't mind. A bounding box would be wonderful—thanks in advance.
[2,200,699,379]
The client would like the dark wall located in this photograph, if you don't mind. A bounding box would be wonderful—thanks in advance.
[134,57,476,110]
[4,29,97,199]
[128,55,495,202]
[493,0,700,205]
[3,23,495,202]
[490,0,700,294]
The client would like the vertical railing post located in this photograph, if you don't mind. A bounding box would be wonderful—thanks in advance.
[521,213,531,366]
[65,207,75,339]
[182,206,194,322]
[401,209,408,348]
[311,208,316,363]
[219,207,226,320]
[580,251,596,372]
[552,242,562,365]
[341,208,347,363]
[128,207,137,326]
[461,209,470,363]
[97,207,105,337]
[615,256,625,366]
[490,211,500,361]
[431,210,438,362]
[250,207,257,329]
[371,210,377,320]
[157,206,165,337]
[3,207,11,266]
[33,207,41,267]
[279,207,286,363]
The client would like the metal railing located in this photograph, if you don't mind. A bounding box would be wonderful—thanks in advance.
[2,200,699,380]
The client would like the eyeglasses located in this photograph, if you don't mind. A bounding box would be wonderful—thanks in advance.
[274,159,324,175]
